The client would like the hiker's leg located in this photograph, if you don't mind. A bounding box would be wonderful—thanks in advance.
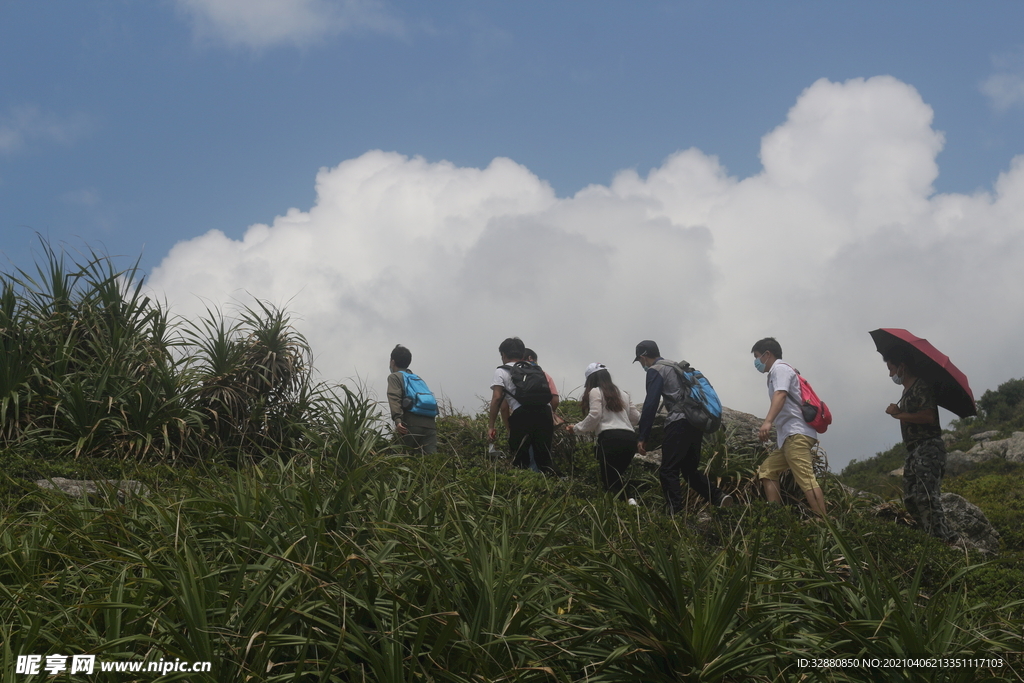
[783,435,825,517]
[757,447,787,503]
[761,478,783,503]
[522,405,556,475]
[598,431,636,494]
[659,420,687,514]
[804,487,826,517]
[904,439,954,541]
[679,425,716,503]
[507,408,531,469]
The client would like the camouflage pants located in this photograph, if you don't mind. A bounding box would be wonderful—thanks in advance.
[903,438,955,542]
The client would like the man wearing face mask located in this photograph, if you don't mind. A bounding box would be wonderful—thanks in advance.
[751,337,827,517]
[883,349,956,543]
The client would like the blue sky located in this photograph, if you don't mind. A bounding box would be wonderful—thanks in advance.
[4,2,1023,269]
[4,1,1024,469]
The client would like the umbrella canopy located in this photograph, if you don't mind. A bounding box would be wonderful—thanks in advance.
[869,328,977,418]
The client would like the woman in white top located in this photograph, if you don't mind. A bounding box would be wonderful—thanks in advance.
[570,363,641,495]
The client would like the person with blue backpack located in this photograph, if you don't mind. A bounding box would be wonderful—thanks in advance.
[634,340,732,514]
[387,344,438,454]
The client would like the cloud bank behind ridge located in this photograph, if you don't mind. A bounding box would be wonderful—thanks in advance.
[148,76,1024,468]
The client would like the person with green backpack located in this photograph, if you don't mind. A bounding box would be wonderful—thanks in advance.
[634,340,732,514]
[387,344,438,454]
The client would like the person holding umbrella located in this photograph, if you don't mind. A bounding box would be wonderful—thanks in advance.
[872,328,976,544]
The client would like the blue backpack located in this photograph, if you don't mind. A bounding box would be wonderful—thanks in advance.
[660,360,723,433]
[401,371,438,418]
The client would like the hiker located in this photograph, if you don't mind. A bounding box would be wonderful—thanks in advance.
[751,337,826,517]
[386,344,438,454]
[567,363,640,496]
[499,348,561,472]
[883,348,956,542]
[487,337,556,473]
[635,340,731,513]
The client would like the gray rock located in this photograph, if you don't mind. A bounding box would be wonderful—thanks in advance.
[977,439,1008,458]
[721,406,766,453]
[1003,432,1024,463]
[961,442,1004,464]
[944,450,977,476]
[839,482,881,501]
[888,467,904,477]
[971,430,1000,442]
[632,449,660,468]
[953,432,1024,471]
[941,493,1001,555]
[35,478,149,502]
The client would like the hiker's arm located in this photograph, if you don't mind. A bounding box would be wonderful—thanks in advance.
[386,373,408,434]
[499,399,510,430]
[488,386,504,441]
[573,388,602,434]
[637,369,663,454]
[758,390,788,442]
[887,405,939,425]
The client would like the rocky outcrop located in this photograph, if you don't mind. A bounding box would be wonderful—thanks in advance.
[35,478,149,502]
[941,493,1001,554]
[945,431,1024,475]
[869,491,1002,555]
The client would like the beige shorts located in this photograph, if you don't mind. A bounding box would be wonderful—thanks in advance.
[757,433,820,492]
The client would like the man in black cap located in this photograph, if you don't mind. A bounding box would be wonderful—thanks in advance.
[635,340,732,514]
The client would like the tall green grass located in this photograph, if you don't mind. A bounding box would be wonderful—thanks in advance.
[0,239,366,465]
[3,450,1020,682]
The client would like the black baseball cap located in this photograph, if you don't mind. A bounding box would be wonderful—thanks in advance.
[633,340,660,362]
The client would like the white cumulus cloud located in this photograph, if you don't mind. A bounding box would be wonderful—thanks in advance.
[176,0,404,48]
[148,75,1024,470]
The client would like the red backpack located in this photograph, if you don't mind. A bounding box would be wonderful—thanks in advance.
[780,363,832,433]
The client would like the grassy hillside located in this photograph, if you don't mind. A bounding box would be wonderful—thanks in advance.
[3,243,1023,681]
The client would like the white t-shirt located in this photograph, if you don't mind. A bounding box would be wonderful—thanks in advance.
[767,361,817,448]
[492,364,521,412]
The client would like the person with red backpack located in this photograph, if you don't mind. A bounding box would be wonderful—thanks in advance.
[487,337,556,474]
[751,337,827,517]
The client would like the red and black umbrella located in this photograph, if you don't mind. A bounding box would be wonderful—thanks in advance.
[869,328,977,418]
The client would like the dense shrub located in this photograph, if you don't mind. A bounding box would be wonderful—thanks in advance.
[1,239,368,465]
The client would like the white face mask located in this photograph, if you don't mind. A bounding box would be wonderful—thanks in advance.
[891,373,903,386]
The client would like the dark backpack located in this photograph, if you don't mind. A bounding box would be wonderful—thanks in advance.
[500,361,553,407]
